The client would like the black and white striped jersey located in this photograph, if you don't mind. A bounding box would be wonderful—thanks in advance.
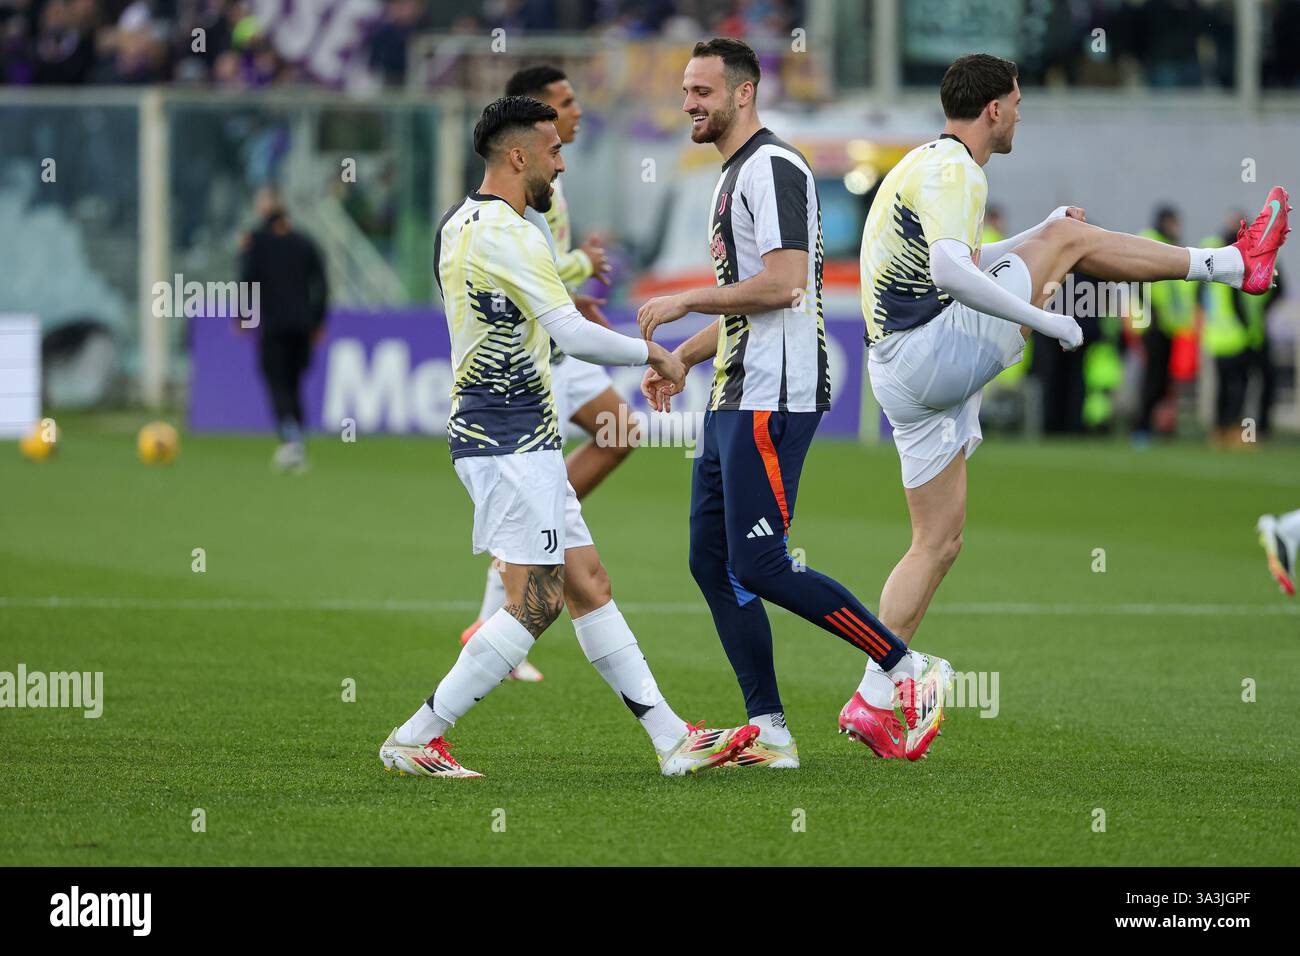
[706,127,829,413]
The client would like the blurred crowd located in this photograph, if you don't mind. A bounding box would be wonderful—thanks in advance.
[3,0,1300,90]
[0,0,804,88]
[463,0,805,40]
[983,203,1287,446]
[0,0,428,86]
[1019,0,1300,90]
[1,0,273,86]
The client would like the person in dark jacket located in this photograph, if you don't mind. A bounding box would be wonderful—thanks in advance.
[240,187,328,472]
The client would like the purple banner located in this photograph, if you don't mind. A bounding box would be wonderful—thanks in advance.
[189,308,868,437]
[251,0,382,86]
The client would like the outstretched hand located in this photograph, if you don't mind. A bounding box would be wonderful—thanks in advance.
[637,294,689,340]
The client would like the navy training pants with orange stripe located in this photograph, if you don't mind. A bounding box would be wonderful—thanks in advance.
[688,408,908,719]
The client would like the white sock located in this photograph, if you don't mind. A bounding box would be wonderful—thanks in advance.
[396,608,533,745]
[397,703,450,746]
[477,563,507,621]
[861,650,927,710]
[572,600,688,752]
[1277,510,1300,567]
[751,712,792,746]
[1277,509,1300,540]
[857,658,895,709]
[1185,246,1244,286]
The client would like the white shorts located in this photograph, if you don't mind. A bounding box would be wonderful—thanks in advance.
[552,356,614,441]
[453,450,594,565]
[868,253,1032,489]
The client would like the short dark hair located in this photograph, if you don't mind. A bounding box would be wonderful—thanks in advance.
[505,65,567,99]
[473,95,559,160]
[691,37,760,91]
[940,54,1019,120]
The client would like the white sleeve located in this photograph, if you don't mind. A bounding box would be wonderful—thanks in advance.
[980,206,1071,262]
[930,238,1082,349]
[536,304,650,366]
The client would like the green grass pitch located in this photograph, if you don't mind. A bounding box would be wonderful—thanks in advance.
[2,416,1297,866]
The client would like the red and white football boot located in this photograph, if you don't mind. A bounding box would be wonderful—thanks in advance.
[1234,186,1291,295]
[380,730,483,779]
[838,692,906,759]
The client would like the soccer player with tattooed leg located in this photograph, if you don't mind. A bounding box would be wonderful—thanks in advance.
[640,39,947,764]
[380,97,757,779]
[459,65,632,684]
[850,52,1290,750]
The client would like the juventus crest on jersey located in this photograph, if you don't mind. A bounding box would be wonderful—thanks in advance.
[706,128,830,413]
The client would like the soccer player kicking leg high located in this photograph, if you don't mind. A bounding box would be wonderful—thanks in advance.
[849,53,1290,746]
[380,96,757,778]
[460,65,635,684]
[640,39,949,764]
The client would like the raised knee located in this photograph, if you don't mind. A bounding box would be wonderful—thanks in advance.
[1042,216,1095,253]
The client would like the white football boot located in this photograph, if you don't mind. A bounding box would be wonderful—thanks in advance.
[658,721,759,776]
[895,651,955,761]
[380,728,483,779]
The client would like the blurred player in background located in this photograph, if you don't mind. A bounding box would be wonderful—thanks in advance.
[458,64,633,683]
[639,38,949,766]
[856,54,1291,718]
[240,187,328,473]
[381,96,758,779]
[1132,206,1197,443]
[1257,511,1299,597]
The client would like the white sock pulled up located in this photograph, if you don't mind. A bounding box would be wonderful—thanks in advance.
[573,600,688,752]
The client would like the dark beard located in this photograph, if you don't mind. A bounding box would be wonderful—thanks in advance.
[528,178,554,213]
[690,103,734,144]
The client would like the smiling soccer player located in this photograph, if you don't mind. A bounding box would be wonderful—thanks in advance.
[639,39,948,765]
[380,96,757,779]
[457,65,634,684]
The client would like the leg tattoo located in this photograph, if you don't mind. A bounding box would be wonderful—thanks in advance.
[505,565,565,637]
